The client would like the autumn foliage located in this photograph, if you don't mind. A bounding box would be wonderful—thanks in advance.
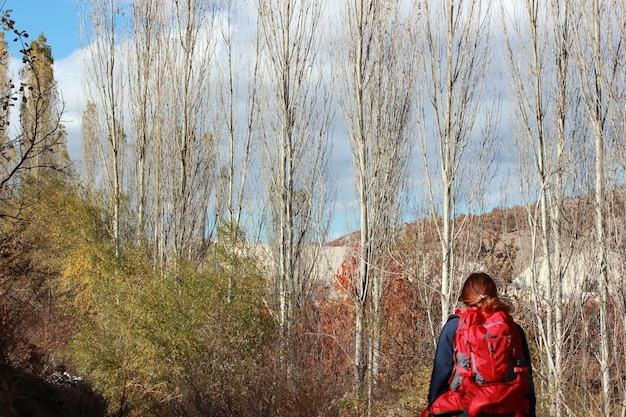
[329,241,435,413]
[0,173,445,416]
[4,175,626,416]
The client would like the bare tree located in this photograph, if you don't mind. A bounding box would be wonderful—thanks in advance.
[163,0,217,266]
[416,0,496,325]
[604,8,626,416]
[80,101,103,195]
[80,0,218,268]
[254,0,333,365]
[500,1,583,414]
[571,0,625,414]
[334,0,416,407]
[79,0,126,256]
[126,0,164,243]
[213,0,259,231]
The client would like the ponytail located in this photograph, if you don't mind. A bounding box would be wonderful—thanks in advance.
[460,272,511,314]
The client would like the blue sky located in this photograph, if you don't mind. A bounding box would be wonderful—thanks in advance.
[6,0,79,60]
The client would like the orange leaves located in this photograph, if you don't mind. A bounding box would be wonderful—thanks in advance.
[333,242,360,297]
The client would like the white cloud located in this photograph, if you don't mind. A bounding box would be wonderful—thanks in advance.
[54,48,87,162]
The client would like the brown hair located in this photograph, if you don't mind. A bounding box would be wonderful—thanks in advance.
[460,272,511,314]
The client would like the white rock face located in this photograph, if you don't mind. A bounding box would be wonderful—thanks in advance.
[511,251,625,302]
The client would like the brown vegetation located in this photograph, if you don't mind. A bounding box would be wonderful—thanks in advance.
[1,176,625,416]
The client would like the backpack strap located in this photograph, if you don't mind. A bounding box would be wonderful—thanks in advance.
[507,317,530,376]
[453,307,483,379]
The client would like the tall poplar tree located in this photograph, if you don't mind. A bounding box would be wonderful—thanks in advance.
[79,0,126,257]
[501,1,583,414]
[80,101,103,195]
[416,0,496,326]
[19,34,68,175]
[335,0,416,407]
[254,0,333,368]
[213,0,258,232]
[572,0,625,413]
[162,0,217,267]
[80,0,218,267]
[0,14,68,203]
[0,30,14,186]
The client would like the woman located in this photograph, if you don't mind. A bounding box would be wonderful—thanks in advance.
[422,272,536,417]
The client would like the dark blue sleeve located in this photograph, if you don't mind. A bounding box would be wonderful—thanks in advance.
[427,316,459,405]
[516,324,536,417]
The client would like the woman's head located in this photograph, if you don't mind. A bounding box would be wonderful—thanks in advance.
[460,272,510,313]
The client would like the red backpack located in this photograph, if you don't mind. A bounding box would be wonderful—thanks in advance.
[430,307,530,417]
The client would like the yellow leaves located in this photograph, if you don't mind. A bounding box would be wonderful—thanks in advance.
[63,250,92,281]
[60,245,104,312]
